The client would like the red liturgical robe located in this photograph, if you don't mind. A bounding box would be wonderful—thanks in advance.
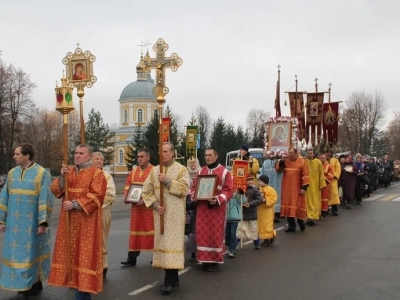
[124,165,154,251]
[191,164,233,263]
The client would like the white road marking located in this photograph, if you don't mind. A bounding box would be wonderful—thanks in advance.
[391,196,400,201]
[128,267,192,296]
[128,281,159,295]
[363,194,386,201]
[178,267,192,275]
[129,225,289,295]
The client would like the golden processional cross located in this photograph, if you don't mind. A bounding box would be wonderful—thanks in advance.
[141,38,183,235]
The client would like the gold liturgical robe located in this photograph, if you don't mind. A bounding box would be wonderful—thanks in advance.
[143,161,189,270]
[328,157,341,205]
[305,158,326,220]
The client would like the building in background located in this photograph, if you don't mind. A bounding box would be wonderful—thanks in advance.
[111,61,158,175]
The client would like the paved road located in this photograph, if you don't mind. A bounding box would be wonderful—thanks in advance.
[1,182,400,300]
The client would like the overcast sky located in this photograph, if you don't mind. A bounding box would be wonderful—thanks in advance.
[1,0,399,130]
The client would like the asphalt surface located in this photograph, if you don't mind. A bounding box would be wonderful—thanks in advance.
[1,178,400,300]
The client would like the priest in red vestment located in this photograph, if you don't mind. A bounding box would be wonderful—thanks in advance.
[191,147,233,272]
[121,148,154,266]
[49,144,107,300]
[276,147,309,232]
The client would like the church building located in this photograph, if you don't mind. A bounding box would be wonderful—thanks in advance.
[110,60,158,175]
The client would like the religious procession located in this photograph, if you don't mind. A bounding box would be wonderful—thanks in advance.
[0,37,397,300]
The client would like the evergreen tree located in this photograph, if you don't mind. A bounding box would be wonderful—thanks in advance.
[125,125,145,167]
[209,116,228,166]
[85,108,115,164]
[194,106,212,166]
[236,125,248,146]
[164,105,178,149]
[142,110,160,165]
[224,123,237,154]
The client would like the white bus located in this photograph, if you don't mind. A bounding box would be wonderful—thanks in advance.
[225,148,265,172]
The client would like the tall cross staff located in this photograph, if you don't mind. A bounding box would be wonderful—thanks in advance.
[55,73,74,280]
[142,38,183,234]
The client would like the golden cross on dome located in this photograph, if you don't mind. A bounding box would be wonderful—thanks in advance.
[76,42,80,49]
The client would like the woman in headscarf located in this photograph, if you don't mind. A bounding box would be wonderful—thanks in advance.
[354,154,368,204]
[341,155,358,209]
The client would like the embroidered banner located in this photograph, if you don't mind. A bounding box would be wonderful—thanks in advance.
[288,92,306,139]
[305,92,324,146]
[232,160,249,192]
[186,126,198,159]
[161,117,171,142]
[322,102,340,148]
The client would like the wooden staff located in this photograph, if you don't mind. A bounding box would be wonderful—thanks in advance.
[158,105,164,235]
[62,117,72,280]
[240,193,243,249]
[55,76,74,280]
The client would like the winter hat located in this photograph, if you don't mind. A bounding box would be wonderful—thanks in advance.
[240,144,249,152]
[258,175,269,185]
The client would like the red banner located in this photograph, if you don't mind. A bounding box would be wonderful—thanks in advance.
[161,117,171,142]
[288,92,305,139]
[232,160,249,192]
[305,92,324,146]
[322,102,340,147]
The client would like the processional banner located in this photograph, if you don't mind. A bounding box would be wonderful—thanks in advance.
[232,160,249,192]
[161,117,171,142]
[322,102,340,147]
[305,92,324,146]
[288,92,306,140]
[186,126,198,159]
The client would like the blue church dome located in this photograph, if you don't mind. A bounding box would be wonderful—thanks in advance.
[119,64,155,101]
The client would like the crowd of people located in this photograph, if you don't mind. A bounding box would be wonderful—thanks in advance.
[0,142,396,299]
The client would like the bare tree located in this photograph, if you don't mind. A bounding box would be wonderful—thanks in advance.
[338,91,387,154]
[246,109,271,148]
[19,107,80,173]
[0,58,35,173]
[194,105,212,166]
[385,111,400,159]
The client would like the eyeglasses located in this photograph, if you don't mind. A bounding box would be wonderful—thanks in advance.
[137,156,146,158]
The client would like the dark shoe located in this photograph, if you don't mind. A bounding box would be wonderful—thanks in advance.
[274,218,280,223]
[285,228,295,233]
[228,250,235,258]
[161,285,173,294]
[121,258,136,266]
[307,220,315,226]
[269,237,275,245]
[32,281,43,293]
[261,240,270,246]
[173,280,180,287]
[103,268,107,277]
[254,245,261,250]
[207,263,219,272]
[347,203,351,209]
[332,212,339,216]
[299,224,306,231]
[202,263,210,271]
